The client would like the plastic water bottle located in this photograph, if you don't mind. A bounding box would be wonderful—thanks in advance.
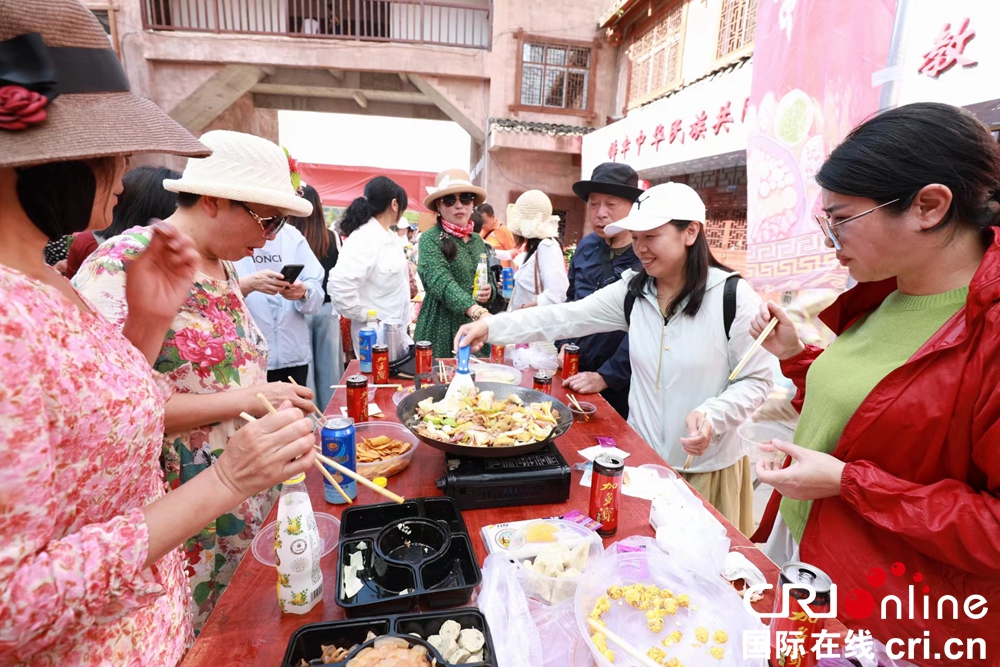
[473,253,489,297]
[359,309,378,373]
[275,473,323,614]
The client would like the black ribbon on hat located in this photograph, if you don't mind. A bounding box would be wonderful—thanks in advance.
[0,32,130,101]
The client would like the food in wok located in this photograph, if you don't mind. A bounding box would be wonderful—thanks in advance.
[412,389,560,448]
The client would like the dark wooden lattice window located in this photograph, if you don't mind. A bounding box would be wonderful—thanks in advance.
[627,2,684,107]
[521,42,591,110]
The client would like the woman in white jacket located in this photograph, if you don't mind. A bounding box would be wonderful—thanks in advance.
[506,190,569,310]
[456,183,772,535]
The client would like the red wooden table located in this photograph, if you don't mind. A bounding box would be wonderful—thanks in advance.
[182,361,785,666]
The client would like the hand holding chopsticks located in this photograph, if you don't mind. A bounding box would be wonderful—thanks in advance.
[250,394,352,505]
[255,393,405,505]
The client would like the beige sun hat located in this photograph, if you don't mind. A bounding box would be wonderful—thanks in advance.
[163,130,312,217]
[423,168,487,210]
[0,0,209,168]
[507,190,560,240]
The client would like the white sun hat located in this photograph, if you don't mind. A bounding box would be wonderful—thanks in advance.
[163,130,313,217]
[507,190,560,239]
[604,182,706,235]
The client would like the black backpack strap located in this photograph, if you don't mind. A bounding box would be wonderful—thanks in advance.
[723,274,740,340]
[624,291,637,326]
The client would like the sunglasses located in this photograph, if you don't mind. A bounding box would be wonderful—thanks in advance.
[814,199,900,251]
[440,193,476,207]
[240,202,287,238]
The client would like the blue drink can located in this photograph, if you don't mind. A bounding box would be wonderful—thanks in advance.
[358,327,377,373]
[321,417,357,503]
[501,267,515,299]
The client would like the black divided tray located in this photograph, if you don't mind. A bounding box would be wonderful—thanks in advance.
[336,497,482,616]
[283,609,497,667]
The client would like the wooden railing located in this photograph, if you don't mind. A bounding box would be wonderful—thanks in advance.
[142,0,492,49]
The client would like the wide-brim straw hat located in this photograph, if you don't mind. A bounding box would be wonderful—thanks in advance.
[423,168,487,210]
[507,189,560,240]
[0,0,209,168]
[163,130,312,217]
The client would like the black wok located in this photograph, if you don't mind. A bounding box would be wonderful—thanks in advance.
[395,382,573,458]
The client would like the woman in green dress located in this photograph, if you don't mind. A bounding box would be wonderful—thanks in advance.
[415,169,499,357]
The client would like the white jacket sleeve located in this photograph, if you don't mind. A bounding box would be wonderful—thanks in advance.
[695,280,774,437]
[488,279,629,345]
[328,232,373,322]
[534,241,569,308]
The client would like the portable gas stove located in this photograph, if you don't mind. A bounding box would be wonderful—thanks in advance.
[435,442,572,510]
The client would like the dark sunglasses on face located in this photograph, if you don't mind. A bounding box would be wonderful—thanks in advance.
[441,193,476,207]
[240,201,287,238]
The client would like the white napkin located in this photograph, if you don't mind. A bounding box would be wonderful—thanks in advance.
[577,445,631,462]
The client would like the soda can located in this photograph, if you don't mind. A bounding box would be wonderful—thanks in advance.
[589,454,623,536]
[769,562,833,667]
[501,267,515,299]
[489,343,505,365]
[346,374,369,424]
[563,344,580,379]
[532,371,552,394]
[372,344,390,384]
[415,341,433,375]
[321,417,357,504]
[358,328,377,374]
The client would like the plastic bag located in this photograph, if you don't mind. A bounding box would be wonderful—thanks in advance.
[530,598,591,666]
[650,482,731,575]
[508,343,560,373]
[478,554,544,667]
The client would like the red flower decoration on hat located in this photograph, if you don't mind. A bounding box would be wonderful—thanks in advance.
[0,85,48,131]
[283,146,302,193]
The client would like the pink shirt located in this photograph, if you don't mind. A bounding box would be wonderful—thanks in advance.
[0,266,192,666]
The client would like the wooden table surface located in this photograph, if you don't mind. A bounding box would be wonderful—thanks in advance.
[182,361,787,666]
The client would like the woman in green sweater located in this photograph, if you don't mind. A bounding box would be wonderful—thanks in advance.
[415,169,498,357]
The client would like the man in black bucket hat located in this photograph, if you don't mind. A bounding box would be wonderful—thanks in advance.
[557,163,644,418]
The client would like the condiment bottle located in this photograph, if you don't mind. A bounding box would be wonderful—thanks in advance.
[275,473,323,614]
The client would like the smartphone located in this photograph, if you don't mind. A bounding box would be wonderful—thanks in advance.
[279,264,304,283]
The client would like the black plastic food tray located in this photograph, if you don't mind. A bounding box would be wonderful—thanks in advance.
[282,608,497,667]
[336,497,482,616]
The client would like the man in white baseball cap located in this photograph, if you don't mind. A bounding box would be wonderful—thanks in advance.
[454,181,772,536]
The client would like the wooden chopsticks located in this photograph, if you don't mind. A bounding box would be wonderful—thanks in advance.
[287,376,329,430]
[256,393,404,505]
[586,618,661,667]
[249,394,352,505]
[567,393,590,422]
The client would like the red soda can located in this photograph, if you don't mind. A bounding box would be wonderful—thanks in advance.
[489,343,505,365]
[415,341,433,375]
[563,344,580,379]
[588,454,623,536]
[769,562,833,667]
[532,371,552,394]
[372,344,389,384]
[346,374,369,424]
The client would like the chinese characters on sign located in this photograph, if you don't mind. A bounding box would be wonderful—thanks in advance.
[606,96,750,162]
[918,18,977,79]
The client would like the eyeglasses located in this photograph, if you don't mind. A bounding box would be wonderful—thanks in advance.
[814,198,900,251]
[440,193,476,207]
[240,202,287,238]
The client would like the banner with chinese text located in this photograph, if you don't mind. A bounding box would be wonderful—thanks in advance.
[744,0,896,292]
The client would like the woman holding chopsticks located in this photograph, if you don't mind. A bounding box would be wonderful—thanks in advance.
[456,182,772,535]
[0,2,315,664]
[748,103,1000,661]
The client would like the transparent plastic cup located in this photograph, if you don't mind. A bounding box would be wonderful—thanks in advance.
[738,422,793,463]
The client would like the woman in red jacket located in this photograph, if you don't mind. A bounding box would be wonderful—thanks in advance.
[751,102,999,666]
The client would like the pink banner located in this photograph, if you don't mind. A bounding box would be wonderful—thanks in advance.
[745,0,896,292]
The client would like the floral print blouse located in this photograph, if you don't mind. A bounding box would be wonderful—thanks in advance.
[74,229,274,633]
[0,266,192,666]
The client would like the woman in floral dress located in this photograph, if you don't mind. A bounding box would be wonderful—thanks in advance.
[74,130,316,631]
[0,2,316,664]
[414,169,500,357]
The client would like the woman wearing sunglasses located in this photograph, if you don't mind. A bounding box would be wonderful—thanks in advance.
[74,130,318,630]
[749,103,1000,661]
[414,169,499,357]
